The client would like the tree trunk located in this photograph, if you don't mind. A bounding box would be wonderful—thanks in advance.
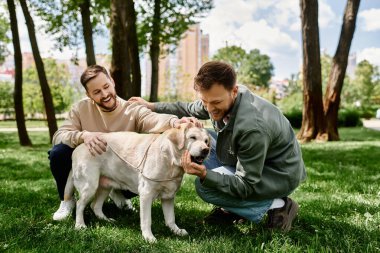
[7,0,32,146]
[149,0,161,102]
[298,0,327,143]
[324,0,361,141]
[80,0,96,66]
[110,0,131,100]
[126,0,141,98]
[20,0,57,142]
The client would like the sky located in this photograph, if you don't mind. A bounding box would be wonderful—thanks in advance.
[11,0,380,80]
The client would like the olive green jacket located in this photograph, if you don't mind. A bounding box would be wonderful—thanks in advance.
[155,85,306,200]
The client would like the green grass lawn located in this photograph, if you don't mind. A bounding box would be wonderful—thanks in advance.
[0,128,380,252]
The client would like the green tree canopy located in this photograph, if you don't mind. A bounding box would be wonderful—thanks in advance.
[212,45,274,88]
[212,45,246,74]
[23,59,77,117]
[0,11,10,64]
[137,0,213,54]
[30,0,108,60]
[0,81,14,116]
[342,60,380,108]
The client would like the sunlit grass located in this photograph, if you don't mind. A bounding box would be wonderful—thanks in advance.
[0,127,379,252]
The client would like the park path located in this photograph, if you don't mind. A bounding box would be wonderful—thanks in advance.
[0,127,48,132]
[362,119,380,131]
[0,119,380,132]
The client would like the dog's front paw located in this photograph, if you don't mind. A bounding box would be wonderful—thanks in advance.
[75,223,87,230]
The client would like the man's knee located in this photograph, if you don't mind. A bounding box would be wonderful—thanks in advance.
[195,177,210,202]
[48,144,74,162]
[48,144,74,172]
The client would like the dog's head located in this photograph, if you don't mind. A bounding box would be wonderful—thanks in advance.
[167,123,210,164]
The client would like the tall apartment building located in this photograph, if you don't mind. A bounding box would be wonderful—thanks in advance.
[144,24,209,100]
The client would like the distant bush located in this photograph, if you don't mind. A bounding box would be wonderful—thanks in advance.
[338,109,362,127]
[357,106,378,119]
[284,110,303,128]
[282,109,363,128]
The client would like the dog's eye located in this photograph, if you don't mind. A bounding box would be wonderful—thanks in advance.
[190,136,196,140]
[205,139,209,144]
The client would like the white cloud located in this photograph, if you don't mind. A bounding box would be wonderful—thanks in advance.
[199,0,303,79]
[200,0,299,55]
[318,0,336,28]
[236,20,299,55]
[260,0,335,32]
[268,0,299,31]
[357,47,380,66]
[359,8,380,31]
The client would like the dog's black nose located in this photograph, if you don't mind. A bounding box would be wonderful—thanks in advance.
[201,148,210,157]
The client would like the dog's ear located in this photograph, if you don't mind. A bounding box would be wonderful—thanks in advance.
[167,123,193,149]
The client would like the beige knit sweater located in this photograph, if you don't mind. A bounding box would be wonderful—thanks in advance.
[52,97,178,148]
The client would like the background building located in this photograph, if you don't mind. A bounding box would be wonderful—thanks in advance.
[144,24,210,101]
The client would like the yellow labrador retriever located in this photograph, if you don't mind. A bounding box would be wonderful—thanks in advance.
[71,123,210,242]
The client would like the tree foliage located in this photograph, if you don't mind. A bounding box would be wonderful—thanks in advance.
[30,0,108,61]
[0,81,14,116]
[212,45,246,75]
[213,45,274,88]
[138,0,213,102]
[23,59,76,116]
[0,12,10,64]
[137,0,213,54]
[342,60,380,107]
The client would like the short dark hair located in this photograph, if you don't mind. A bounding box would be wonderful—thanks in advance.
[194,61,236,91]
[80,65,111,89]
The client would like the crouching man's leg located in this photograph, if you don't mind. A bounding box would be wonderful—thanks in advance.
[48,144,75,221]
[195,177,298,231]
[199,130,299,231]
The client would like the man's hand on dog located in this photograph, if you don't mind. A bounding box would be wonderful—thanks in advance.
[181,150,207,179]
[173,117,203,128]
[82,131,107,156]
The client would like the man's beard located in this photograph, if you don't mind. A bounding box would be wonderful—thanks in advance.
[96,93,118,112]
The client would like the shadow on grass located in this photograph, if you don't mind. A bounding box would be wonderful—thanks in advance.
[0,156,51,180]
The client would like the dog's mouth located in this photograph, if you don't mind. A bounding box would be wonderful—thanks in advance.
[191,155,206,165]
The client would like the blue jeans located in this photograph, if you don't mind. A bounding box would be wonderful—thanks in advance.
[195,130,273,223]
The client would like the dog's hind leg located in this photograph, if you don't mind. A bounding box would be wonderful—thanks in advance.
[91,187,114,222]
[161,198,188,236]
[139,193,157,243]
[74,174,99,229]
[75,179,98,229]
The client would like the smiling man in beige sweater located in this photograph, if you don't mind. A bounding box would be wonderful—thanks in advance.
[49,65,188,221]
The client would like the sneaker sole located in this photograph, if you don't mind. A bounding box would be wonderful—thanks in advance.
[281,200,299,232]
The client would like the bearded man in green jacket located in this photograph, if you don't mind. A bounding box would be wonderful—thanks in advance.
[129,61,306,231]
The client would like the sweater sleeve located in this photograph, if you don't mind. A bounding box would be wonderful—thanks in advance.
[154,100,210,120]
[131,104,178,133]
[201,130,270,199]
[52,105,84,148]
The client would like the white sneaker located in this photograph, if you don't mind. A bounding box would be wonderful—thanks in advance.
[53,199,75,221]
